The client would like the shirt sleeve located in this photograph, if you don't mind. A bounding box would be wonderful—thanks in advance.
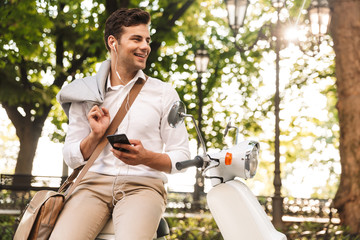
[160,83,191,174]
[62,102,91,169]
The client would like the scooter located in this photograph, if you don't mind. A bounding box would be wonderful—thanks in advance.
[96,101,287,240]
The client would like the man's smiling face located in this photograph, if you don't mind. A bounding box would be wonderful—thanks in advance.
[116,24,151,72]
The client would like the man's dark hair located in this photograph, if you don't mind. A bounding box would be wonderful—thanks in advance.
[104,8,150,51]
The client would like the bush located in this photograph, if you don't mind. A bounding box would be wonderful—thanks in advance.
[166,214,223,240]
[0,215,17,240]
[285,222,360,240]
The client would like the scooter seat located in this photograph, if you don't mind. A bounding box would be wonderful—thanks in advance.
[96,217,169,240]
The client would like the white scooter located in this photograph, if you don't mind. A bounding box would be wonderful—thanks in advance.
[166,101,287,240]
[96,101,287,240]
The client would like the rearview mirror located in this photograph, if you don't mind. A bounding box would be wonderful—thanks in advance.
[167,100,208,157]
[167,101,186,128]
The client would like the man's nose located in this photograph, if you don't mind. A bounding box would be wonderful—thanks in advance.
[140,40,150,50]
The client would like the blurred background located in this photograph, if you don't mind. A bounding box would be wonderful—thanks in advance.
[1,0,359,239]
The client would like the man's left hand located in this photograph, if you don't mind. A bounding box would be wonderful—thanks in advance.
[111,139,151,166]
[110,139,172,173]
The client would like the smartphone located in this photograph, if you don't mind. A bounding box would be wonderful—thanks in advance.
[107,134,131,153]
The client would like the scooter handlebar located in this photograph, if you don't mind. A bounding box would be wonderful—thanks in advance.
[175,156,204,171]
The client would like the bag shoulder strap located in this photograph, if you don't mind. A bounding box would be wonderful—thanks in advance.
[60,77,146,199]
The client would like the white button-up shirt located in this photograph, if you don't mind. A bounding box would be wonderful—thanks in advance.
[62,70,190,183]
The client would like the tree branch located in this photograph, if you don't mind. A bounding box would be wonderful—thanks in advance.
[148,0,195,66]
[33,104,52,130]
[234,24,268,53]
[2,103,24,132]
[105,0,130,16]
[169,0,195,26]
[19,58,31,89]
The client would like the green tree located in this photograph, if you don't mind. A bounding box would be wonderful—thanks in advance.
[0,0,266,202]
[0,0,195,179]
[152,0,267,205]
[0,0,106,179]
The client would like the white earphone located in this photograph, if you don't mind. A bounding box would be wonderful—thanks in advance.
[111,40,123,83]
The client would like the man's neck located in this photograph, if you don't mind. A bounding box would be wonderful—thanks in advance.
[110,66,137,86]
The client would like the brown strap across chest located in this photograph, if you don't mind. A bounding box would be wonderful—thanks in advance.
[59,77,146,199]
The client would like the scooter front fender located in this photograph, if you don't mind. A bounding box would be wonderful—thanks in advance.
[207,179,287,240]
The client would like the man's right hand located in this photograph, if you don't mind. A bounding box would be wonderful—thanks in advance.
[87,105,110,137]
[80,105,110,160]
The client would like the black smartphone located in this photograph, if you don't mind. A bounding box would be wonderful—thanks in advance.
[107,134,131,152]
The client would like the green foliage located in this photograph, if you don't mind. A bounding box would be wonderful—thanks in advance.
[277,42,338,198]
[0,215,17,240]
[0,0,107,116]
[0,0,52,103]
[166,215,223,240]
[2,213,360,239]
[286,222,360,240]
[147,0,269,152]
[0,0,108,174]
[0,0,340,199]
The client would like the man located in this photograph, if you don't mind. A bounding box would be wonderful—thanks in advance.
[51,8,190,240]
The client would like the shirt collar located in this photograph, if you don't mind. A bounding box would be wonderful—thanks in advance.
[106,70,146,91]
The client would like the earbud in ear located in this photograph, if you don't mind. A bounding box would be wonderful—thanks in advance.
[112,42,116,53]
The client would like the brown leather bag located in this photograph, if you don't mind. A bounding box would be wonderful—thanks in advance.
[14,191,65,240]
[13,78,145,240]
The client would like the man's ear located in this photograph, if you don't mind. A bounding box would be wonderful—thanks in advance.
[108,35,117,52]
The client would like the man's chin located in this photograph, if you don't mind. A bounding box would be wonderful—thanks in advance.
[138,63,147,70]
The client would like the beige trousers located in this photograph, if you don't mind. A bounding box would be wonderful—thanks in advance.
[49,172,167,240]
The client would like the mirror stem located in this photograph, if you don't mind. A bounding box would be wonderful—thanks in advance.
[235,127,239,145]
[182,113,208,157]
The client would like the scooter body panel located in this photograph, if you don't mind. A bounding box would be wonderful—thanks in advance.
[207,179,287,240]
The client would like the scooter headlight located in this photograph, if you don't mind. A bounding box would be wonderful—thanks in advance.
[245,143,259,178]
[206,140,260,185]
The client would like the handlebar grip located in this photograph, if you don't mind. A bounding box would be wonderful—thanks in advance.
[175,156,204,171]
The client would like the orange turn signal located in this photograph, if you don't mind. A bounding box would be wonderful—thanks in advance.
[225,152,232,165]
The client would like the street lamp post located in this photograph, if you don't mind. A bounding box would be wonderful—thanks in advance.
[194,45,210,153]
[271,0,285,229]
[224,0,331,229]
[270,0,331,228]
[225,0,286,228]
[193,45,210,210]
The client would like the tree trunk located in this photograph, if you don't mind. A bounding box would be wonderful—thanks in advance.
[3,104,50,187]
[330,0,360,234]
[192,76,205,210]
[4,105,50,176]
[15,126,42,174]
